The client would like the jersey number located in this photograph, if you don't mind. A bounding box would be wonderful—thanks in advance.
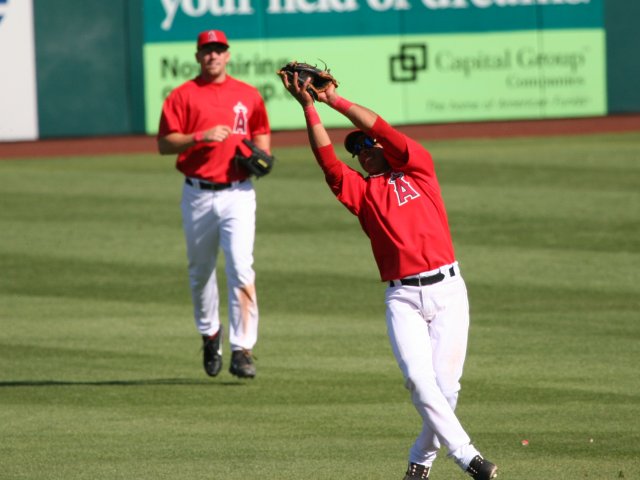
[389,172,420,206]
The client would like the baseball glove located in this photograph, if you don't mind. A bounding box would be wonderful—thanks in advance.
[277,61,338,100]
[235,139,275,178]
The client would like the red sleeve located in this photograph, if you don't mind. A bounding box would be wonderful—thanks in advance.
[367,116,408,167]
[368,116,435,176]
[312,144,344,189]
[313,145,366,215]
[157,90,184,138]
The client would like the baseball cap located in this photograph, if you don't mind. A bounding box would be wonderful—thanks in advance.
[344,130,376,157]
[197,30,229,49]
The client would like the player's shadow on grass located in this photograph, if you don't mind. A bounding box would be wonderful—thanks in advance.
[0,379,247,387]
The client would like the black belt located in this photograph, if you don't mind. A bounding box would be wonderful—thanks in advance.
[389,265,456,287]
[185,177,246,191]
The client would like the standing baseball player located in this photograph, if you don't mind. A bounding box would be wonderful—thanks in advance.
[278,72,498,479]
[157,29,271,379]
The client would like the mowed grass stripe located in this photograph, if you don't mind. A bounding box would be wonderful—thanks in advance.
[0,132,638,479]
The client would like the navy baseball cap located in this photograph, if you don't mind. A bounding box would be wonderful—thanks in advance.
[344,130,376,157]
[197,30,229,49]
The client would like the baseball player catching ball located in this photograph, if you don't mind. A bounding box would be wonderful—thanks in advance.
[157,29,271,379]
[279,72,498,479]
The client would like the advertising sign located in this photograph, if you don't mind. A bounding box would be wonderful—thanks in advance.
[142,0,606,132]
[0,0,38,141]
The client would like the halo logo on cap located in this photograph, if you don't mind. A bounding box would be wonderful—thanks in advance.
[197,29,229,48]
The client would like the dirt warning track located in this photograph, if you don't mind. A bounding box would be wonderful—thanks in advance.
[1,114,639,159]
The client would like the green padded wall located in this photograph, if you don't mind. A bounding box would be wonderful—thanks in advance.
[605,0,640,113]
[33,0,139,137]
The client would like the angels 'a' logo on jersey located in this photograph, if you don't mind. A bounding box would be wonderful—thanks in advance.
[232,102,248,134]
[389,172,420,206]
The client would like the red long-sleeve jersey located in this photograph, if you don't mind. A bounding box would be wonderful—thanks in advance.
[312,116,455,281]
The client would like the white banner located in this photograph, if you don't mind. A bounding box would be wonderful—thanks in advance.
[0,0,38,141]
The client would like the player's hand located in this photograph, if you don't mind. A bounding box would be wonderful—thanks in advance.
[316,83,337,105]
[279,71,314,107]
[202,125,232,142]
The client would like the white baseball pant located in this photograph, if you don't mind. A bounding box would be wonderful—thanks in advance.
[181,179,259,351]
[385,263,480,468]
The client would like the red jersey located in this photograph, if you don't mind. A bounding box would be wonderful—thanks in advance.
[313,117,455,281]
[158,75,270,183]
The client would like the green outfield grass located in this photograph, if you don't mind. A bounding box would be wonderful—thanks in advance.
[1,132,638,479]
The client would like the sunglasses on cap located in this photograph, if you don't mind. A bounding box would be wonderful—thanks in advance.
[351,136,376,157]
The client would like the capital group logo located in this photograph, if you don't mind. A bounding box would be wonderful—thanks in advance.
[390,43,428,82]
[0,0,9,27]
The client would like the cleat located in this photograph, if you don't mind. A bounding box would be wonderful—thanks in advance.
[229,349,256,378]
[403,462,430,479]
[202,329,222,377]
[466,455,498,480]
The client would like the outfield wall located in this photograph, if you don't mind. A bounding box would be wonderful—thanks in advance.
[0,0,38,141]
[0,0,638,140]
